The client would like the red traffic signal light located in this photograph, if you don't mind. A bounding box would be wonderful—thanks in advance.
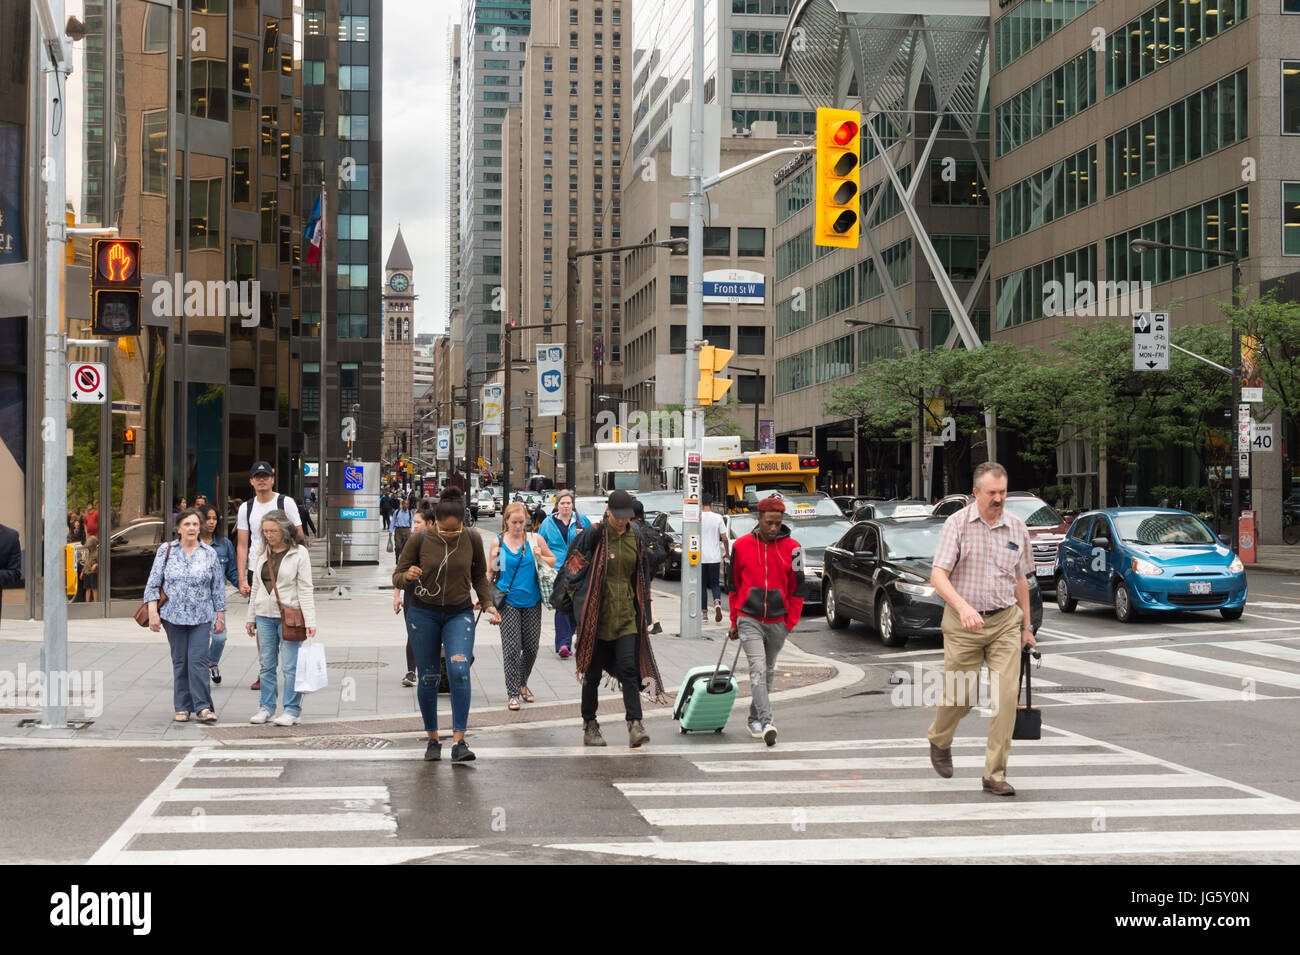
[815,108,861,248]
[94,239,141,287]
[123,428,136,455]
[832,120,858,146]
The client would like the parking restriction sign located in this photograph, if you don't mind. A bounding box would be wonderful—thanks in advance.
[69,362,107,403]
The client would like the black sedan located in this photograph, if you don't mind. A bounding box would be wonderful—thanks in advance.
[108,517,166,599]
[725,513,853,609]
[821,516,1043,647]
[650,511,685,579]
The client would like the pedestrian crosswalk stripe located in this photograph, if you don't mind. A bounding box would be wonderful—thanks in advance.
[163,786,388,802]
[615,773,1225,798]
[637,796,1296,827]
[1210,640,1300,665]
[137,813,396,834]
[107,847,472,866]
[186,766,285,778]
[1110,646,1300,691]
[551,830,1300,864]
[690,752,1150,773]
[1038,654,1250,701]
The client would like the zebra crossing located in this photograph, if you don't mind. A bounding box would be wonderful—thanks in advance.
[551,727,1300,863]
[904,635,1300,707]
[89,749,473,865]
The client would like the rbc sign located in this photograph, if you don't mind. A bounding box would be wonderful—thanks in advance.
[344,465,364,490]
[542,370,562,392]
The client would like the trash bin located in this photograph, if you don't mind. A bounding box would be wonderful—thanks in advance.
[1238,510,1256,564]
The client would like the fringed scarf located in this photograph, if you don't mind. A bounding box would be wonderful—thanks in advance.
[571,523,668,704]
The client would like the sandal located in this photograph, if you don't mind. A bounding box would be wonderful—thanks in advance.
[508,698,521,711]
[173,712,190,723]
[520,686,535,703]
[196,709,218,724]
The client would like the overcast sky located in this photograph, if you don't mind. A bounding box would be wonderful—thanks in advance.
[382,0,463,337]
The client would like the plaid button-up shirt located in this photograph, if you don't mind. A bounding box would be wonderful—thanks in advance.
[932,502,1033,612]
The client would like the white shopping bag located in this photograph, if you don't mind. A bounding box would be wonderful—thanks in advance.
[294,640,328,693]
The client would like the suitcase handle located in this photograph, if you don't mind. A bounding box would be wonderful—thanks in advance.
[708,637,743,694]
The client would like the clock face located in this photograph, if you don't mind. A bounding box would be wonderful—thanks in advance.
[390,273,409,292]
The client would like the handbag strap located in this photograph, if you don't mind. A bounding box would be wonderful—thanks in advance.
[498,533,524,599]
[267,547,292,619]
[1019,648,1032,707]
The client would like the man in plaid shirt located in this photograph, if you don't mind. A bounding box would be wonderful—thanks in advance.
[926,461,1037,796]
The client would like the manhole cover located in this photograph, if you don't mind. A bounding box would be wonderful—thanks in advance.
[298,736,393,749]
[326,661,389,670]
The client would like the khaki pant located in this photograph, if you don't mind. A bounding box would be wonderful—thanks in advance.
[926,604,1023,782]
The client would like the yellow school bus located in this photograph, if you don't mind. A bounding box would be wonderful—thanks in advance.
[701,453,820,514]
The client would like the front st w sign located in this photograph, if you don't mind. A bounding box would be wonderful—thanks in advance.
[1133,311,1170,372]
[69,362,106,403]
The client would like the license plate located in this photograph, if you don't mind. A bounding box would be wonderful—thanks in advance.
[1189,581,1212,595]
[1036,564,1054,577]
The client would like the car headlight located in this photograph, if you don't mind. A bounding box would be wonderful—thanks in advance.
[1229,557,1244,574]
[1131,557,1163,576]
[892,580,935,597]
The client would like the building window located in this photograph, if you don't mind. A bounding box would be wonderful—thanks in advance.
[995,51,1096,156]
[570,32,578,48]
[339,65,369,90]
[1105,0,1248,95]
[595,32,603,48]
[670,275,687,306]
[570,81,579,95]
[997,145,1098,242]
[1286,61,1300,135]
[570,56,579,72]
[995,0,1096,72]
[704,227,730,255]
[929,160,989,206]
[339,363,360,414]
[340,16,369,42]
[859,240,913,302]
[737,325,765,355]
[996,243,1097,330]
[737,227,765,257]
[544,80,553,96]
[775,351,813,395]
[543,174,552,190]
[1285,182,1300,254]
[544,55,553,71]
[933,235,991,282]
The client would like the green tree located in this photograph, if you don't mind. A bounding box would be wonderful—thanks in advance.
[1224,286,1300,421]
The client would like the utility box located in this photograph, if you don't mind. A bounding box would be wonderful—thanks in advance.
[1238,510,1256,564]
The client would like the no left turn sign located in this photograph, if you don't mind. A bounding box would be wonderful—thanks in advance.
[69,362,107,403]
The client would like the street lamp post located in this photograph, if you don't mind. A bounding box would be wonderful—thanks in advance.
[1129,238,1244,550]
[524,391,535,485]
[566,238,686,491]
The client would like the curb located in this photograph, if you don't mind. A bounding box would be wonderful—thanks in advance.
[1246,563,1300,577]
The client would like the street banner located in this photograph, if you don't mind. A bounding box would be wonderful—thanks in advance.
[759,419,775,452]
[482,383,504,436]
[436,427,451,461]
[537,344,565,417]
[452,419,467,457]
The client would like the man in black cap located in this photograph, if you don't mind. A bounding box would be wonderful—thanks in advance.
[236,462,303,598]
[556,489,667,748]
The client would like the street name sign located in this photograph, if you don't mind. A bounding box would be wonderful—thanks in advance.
[1133,311,1170,371]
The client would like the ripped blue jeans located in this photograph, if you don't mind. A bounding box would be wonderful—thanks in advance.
[405,601,475,734]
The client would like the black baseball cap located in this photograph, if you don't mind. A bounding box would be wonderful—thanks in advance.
[250,461,274,477]
[607,489,636,519]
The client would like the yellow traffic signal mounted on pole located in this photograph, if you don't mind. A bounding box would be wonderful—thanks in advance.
[814,107,861,249]
[698,344,735,405]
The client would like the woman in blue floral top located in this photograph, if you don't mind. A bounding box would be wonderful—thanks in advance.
[143,508,228,724]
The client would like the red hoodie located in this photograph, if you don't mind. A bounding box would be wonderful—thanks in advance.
[728,524,804,631]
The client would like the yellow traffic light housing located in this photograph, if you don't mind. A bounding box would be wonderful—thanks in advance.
[814,108,861,249]
[698,344,735,405]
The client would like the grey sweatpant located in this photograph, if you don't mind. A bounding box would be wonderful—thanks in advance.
[737,615,787,727]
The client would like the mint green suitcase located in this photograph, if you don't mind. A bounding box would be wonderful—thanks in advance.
[674,640,743,733]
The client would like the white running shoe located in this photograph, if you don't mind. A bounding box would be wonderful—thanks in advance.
[748,720,764,739]
[248,708,272,724]
[762,723,778,747]
[272,712,300,727]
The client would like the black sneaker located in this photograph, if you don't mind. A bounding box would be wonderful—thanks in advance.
[451,740,476,763]
[649,622,663,635]
[209,663,222,685]
[424,739,442,762]
[402,671,416,687]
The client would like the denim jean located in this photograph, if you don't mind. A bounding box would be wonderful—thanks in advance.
[737,615,786,727]
[405,601,475,734]
[701,562,722,610]
[554,610,576,653]
[255,616,303,716]
[209,625,227,666]
[163,620,213,714]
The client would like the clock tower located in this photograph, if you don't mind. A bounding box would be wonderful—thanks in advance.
[382,226,416,471]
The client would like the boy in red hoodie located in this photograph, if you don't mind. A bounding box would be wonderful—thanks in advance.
[728,496,803,746]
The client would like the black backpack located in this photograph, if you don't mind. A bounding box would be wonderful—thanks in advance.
[636,520,670,572]
[244,494,292,537]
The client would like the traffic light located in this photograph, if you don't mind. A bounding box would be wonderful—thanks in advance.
[552,431,559,451]
[698,344,734,406]
[814,108,861,249]
[91,238,143,335]
[123,428,136,455]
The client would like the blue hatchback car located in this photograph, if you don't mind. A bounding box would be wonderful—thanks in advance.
[1054,508,1247,623]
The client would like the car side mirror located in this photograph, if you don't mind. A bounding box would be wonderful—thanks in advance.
[853,549,877,562]
[1090,536,1111,550]
[1217,534,1230,547]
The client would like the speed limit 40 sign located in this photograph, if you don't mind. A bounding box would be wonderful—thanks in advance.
[1251,423,1274,452]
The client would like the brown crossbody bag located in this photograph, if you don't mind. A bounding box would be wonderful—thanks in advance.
[134,543,171,628]
[268,549,308,641]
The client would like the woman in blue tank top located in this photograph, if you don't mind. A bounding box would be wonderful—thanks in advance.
[489,502,557,710]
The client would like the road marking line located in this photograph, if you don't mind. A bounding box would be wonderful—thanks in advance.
[1041,655,1250,701]
[136,813,394,833]
[638,796,1296,827]
[1110,646,1300,691]
[164,786,389,802]
[868,624,1300,660]
[1210,640,1300,664]
[1243,611,1300,625]
[108,846,474,865]
[547,830,1300,863]
[690,753,1150,773]
[88,749,205,864]
[186,766,285,778]
[616,774,1227,798]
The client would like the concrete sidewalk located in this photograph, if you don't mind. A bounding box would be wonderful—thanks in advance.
[1248,544,1300,576]
[0,547,849,744]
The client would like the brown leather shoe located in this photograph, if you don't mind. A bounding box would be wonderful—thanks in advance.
[929,743,953,778]
[982,777,1016,796]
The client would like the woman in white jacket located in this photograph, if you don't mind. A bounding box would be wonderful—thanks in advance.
[245,510,316,726]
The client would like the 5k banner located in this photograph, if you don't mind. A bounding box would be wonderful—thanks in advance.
[536,344,565,418]
[481,383,504,437]
[436,427,451,461]
[452,419,467,456]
